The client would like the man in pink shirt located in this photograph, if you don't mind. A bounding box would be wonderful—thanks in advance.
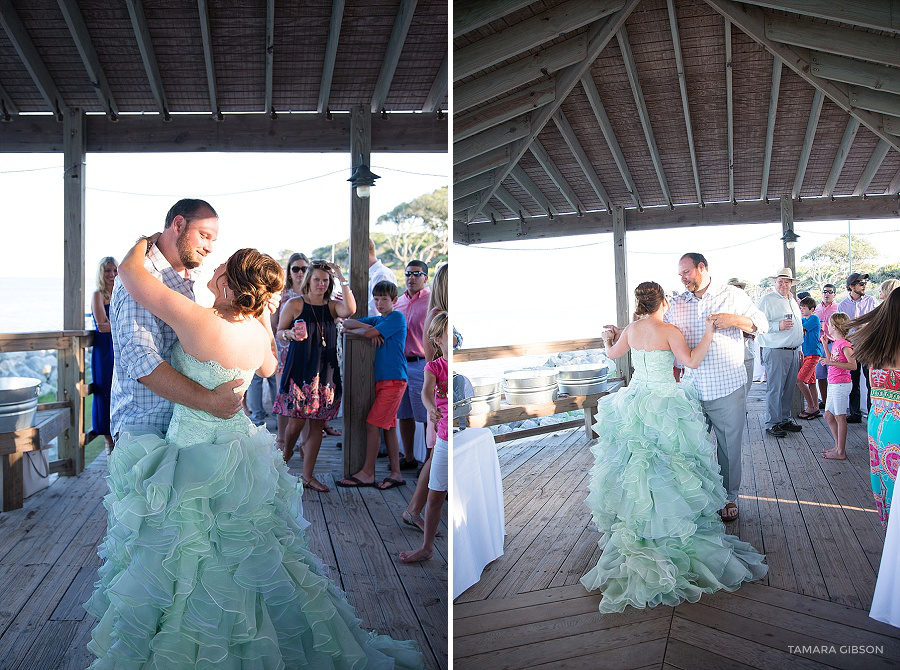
[814,283,838,409]
[395,260,431,470]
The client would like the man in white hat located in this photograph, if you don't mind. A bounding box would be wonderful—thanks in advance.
[756,268,804,437]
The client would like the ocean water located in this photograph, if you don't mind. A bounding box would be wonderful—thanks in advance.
[0,277,93,332]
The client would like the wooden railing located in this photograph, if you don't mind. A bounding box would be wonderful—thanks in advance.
[0,331,93,511]
[453,338,624,443]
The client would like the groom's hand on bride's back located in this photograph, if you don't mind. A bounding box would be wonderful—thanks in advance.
[208,379,245,419]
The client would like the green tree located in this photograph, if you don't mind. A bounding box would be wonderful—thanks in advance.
[376,186,448,268]
[796,234,879,293]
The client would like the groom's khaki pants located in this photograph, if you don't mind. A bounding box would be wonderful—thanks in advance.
[700,385,747,504]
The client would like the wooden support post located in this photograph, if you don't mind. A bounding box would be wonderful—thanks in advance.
[1,453,23,512]
[781,195,795,279]
[61,108,86,476]
[612,206,631,385]
[344,105,375,477]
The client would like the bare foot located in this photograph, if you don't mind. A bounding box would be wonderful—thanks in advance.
[399,547,433,563]
[822,448,846,460]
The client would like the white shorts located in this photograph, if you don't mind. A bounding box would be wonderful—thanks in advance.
[825,382,851,416]
[429,437,448,492]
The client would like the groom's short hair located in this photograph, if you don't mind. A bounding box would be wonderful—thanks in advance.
[681,252,708,270]
[164,199,218,229]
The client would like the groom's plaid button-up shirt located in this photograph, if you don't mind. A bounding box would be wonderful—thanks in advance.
[110,244,197,437]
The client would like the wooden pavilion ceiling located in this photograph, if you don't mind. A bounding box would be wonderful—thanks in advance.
[453,0,900,244]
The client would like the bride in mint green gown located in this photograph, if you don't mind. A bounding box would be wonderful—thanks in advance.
[581,282,767,614]
[85,238,423,669]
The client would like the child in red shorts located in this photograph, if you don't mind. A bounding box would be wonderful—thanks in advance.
[797,296,824,419]
[337,281,409,489]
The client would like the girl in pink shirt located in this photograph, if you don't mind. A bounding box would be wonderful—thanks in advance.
[821,313,857,460]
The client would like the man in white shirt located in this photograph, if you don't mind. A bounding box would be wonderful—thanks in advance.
[368,238,396,316]
[838,272,876,422]
[756,268,804,438]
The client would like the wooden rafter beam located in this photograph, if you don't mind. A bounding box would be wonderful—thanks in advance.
[371,0,417,113]
[552,109,611,211]
[454,146,510,183]
[124,0,169,119]
[849,86,900,119]
[810,52,900,97]
[725,18,734,203]
[618,25,672,208]
[453,116,530,166]
[0,81,18,120]
[473,0,642,217]
[792,89,824,198]
[581,74,640,208]
[454,79,555,142]
[760,58,782,200]
[57,0,118,119]
[453,191,481,215]
[736,0,900,34]
[455,35,587,113]
[0,113,447,153]
[462,195,900,244]
[265,0,275,115]
[454,0,623,81]
[453,0,534,38]
[196,0,220,119]
[764,15,900,69]
[510,165,558,217]
[317,0,345,114]
[703,1,900,153]
[887,168,900,195]
[529,139,583,213]
[853,140,891,196]
[422,54,447,113]
[886,117,900,136]
[822,117,860,197]
[666,0,702,206]
[494,184,525,217]
[0,0,67,120]
[455,172,495,200]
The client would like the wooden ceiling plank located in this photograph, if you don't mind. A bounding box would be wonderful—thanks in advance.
[494,183,525,216]
[811,52,900,97]
[0,81,18,120]
[0,0,68,119]
[454,146,511,183]
[887,168,900,195]
[422,54,447,113]
[529,138,584,212]
[472,0,642,217]
[196,0,219,118]
[57,0,118,118]
[454,0,535,39]
[764,15,900,69]
[455,0,623,82]
[371,0,418,113]
[849,86,900,119]
[317,0,345,114]
[853,140,891,196]
[792,89,824,198]
[822,117,860,197]
[760,58,782,200]
[581,74,641,208]
[453,191,482,214]
[455,35,587,112]
[886,116,900,136]
[453,116,530,165]
[666,0,702,206]
[462,194,900,243]
[552,109,611,211]
[510,164,558,216]
[455,172,495,200]
[617,25,673,208]
[455,79,555,142]
[265,0,275,114]
[735,0,900,34]
[703,0,900,154]
[124,0,169,119]
[725,18,734,203]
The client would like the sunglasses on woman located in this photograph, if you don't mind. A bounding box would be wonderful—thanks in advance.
[290,266,307,273]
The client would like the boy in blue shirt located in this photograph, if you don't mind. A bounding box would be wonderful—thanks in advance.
[337,280,409,489]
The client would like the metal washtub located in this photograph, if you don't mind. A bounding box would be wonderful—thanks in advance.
[555,364,609,395]
[0,377,42,433]
[468,377,502,414]
[503,369,559,405]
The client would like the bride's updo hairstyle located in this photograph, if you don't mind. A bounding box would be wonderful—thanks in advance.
[226,248,285,318]
[633,281,665,321]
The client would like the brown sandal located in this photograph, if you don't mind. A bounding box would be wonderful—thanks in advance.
[302,476,329,493]
[719,502,739,521]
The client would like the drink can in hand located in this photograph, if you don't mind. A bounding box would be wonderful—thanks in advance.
[293,319,307,340]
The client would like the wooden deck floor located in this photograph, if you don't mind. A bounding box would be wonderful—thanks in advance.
[454,383,900,669]
[0,431,447,670]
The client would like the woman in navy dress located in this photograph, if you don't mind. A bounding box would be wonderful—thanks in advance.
[90,257,117,452]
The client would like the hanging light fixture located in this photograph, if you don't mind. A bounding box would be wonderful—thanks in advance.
[781,228,800,249]
[348,163,380,199]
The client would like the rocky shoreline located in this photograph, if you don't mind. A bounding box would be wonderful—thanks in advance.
[0,350,60,399]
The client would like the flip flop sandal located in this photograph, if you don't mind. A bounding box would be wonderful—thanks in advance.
[403,510,425,532]
[719,502,739,521]
[335,475,374,488]
[377,477,406,490]
[302,476,330,492]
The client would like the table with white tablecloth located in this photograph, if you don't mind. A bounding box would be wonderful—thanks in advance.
[452,427,505,600]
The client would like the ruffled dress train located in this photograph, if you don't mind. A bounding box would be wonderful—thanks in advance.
[85,344,423,669]
[580,349,767,613]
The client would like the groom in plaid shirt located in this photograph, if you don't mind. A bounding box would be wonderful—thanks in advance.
[665,253,768,522]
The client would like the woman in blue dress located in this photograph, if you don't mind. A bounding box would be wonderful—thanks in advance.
[581,281,767,613]
[89,257,117,453]
[85,236,422,669]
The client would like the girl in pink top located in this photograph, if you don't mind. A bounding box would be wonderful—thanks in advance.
[821,313,857,460]
[400,311,448,563]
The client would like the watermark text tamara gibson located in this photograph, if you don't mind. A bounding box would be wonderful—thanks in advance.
[788,645,883,655]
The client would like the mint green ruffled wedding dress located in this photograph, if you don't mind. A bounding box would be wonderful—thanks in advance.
[580,349,767,613]
[85,344,423,669]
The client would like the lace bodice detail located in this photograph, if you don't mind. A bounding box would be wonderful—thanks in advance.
[166,343,254,445]
[631,349,677,386]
